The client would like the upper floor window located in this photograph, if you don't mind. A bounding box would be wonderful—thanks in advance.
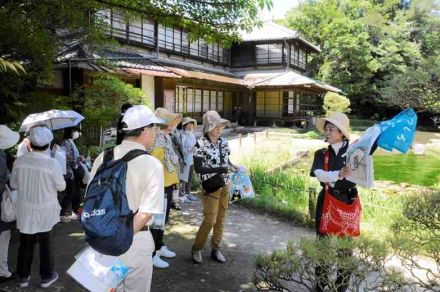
[290,44,307,69]
[97,9,155,46]
[96,9,229,65]
[256,43,283,64]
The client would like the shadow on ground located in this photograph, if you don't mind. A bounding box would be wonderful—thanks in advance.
[0,199,313,292]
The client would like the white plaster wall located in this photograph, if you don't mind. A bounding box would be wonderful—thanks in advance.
[141,75,155,109]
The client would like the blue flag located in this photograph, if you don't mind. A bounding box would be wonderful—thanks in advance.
[377,108,417,154]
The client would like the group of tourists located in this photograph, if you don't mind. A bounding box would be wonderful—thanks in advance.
[0,106,358,292]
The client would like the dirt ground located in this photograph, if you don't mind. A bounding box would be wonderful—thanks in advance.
[0,198,314,292]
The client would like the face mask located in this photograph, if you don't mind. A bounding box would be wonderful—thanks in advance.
[72,131,80,140]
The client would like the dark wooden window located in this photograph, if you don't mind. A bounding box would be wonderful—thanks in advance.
[290,44,307,69]
[282,91,296,116]
[96,9,229,65]
[256,43,283,64]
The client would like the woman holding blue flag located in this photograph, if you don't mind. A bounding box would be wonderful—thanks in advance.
[310,112,361,292]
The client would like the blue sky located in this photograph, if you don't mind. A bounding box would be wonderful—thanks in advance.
[259,0,300,20]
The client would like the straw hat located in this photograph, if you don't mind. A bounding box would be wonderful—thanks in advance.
[202,110,230,133]
[0,125,20,150]
[182,117,197,128]
[154,108,183,129]
[316,112,350,140]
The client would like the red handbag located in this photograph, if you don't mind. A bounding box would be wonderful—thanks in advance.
[319,150,362,237]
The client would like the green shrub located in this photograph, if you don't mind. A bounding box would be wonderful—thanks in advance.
[323,92,351,116]
[254,237,405,291]
[390,190,440,290]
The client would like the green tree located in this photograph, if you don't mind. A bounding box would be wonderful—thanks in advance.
[76,74,152,126]
[282,0,440,116]
[0,0,273,123]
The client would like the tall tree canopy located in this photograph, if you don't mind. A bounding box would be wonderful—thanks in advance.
[0,0,273,123]
[283,0,440,115]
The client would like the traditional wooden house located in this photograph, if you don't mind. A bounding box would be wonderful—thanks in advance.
[53,8,340,126]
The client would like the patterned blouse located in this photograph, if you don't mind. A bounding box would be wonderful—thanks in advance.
[193,135,231,184]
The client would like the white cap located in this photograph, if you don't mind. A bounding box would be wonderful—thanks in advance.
[0,125,19,150]
[28,127,53,146]
[121,105,167,131]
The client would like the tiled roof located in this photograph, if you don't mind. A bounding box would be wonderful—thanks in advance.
[240,22,320,53]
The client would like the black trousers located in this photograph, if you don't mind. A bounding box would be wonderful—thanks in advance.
[17,231,54,280]
[61,178,81,215]
[151,185,173,252]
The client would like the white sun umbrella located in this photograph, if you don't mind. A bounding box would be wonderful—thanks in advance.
[19,109,85,132]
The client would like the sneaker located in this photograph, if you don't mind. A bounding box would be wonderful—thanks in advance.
[153,254,169,269]
[60,216,71,223]
[191,249,202,264]
[40,272,58,288]
[211,249,226,263]
[187,194,199,201]
[170,203,182,210]
[70,213,79,220]
[158,246,176,258]
[19,276,30,288]
[0,272,16,283]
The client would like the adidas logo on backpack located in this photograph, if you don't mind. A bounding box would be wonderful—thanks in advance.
[80,147,148,256]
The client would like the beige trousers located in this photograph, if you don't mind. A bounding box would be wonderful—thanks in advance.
[193,185,229,251]
[118,230,154,292]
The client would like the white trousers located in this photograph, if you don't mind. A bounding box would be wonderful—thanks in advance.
[117,230,155,292]
[0,230,11,277]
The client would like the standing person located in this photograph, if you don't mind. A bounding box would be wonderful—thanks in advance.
[10,127,66,288]
[60,126,82,222]
[116,103,133,145]
[176,117,197,200]
[147,108,182,269]
[0,125,19,283]
[191,111,237,264]
[310,112,358,292]
[89,105,165,292]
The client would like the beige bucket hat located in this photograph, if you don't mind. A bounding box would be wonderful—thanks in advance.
[316,112,350,140]
[202,110,230,133]
[0,125,20,150]
[154,108,183,129]
[182,117,197,128]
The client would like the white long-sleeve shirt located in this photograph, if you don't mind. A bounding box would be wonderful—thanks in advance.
[313,141,344,186]
[10,151,66,234]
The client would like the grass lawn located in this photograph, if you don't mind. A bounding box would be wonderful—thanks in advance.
[374,153,440,187]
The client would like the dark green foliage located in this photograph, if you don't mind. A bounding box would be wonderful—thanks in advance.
[283,0,440,115]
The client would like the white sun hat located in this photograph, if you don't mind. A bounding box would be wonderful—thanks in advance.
[316,112,351,140]
[28,127,54,147]
[0,125,20,150]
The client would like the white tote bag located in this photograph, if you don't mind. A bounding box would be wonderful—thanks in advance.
[1,185,17,222]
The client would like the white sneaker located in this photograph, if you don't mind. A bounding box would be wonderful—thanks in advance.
[158,246,176,258]
[60,216,71,223]
[153,254,169,269]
